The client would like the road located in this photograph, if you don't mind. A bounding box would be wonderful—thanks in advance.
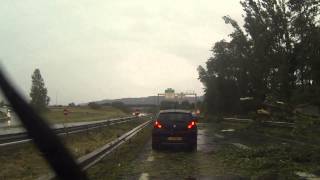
[0,111,20,128]
[87,120,315,180]
[131,127,220,179]
[115,123,251,180]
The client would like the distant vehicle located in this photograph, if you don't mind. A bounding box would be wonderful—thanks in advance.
[138,113,146,117]
[152,109,197,151]
[133,109,140,116]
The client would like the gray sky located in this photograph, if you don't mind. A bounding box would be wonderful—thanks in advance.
[0,0,243,105]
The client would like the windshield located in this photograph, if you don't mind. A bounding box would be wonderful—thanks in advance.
[0,0,320,180]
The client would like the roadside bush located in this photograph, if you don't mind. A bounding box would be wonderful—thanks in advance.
[68,102,76,107]
[293,115,320,136]
[111,101,130,113]
[217,144,320,179]
[88,102,102,109]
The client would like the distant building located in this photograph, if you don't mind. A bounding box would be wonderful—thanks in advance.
[164,88,175,100]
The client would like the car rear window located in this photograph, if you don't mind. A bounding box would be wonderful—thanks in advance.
[158,112,192,121]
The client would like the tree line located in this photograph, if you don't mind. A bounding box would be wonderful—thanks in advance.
[198,0,320,114]
[160,100,195,110]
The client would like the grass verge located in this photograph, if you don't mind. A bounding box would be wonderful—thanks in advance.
[87,125,152,180]
[209,115,320,179]
[43,106,128,124]
[214,144,320,179]
[0,118,146,180]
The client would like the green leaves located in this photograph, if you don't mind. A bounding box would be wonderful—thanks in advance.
[30,69,50,112]
[216,144,320,179]
[199,0,320,114]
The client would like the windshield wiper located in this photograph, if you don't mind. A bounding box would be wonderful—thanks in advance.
[0,68,88,180]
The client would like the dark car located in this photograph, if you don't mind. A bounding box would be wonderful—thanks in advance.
[152,109,197,150]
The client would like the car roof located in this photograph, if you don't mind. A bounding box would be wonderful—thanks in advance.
[159,109,191,114]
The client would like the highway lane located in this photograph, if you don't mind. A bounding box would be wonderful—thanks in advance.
[0,116,142,147]
[134,129,218,179]
[115,123,248,180]
[95,121,305,179]
[0,106,22,128]
[0,111,20,128]
[0,116,139,135]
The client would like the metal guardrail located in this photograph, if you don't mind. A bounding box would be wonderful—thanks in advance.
[79,120,151,170]
[40,120,151,180]
[0,116,140,147]
[0,117,9,121]
[223,117,295,128]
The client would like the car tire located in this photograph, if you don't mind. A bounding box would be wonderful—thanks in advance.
[188,142,197,152]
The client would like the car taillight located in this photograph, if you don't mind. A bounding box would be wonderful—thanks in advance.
[154,120,162,129]
[187,120,196,129]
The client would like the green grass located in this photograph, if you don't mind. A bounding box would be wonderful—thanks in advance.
[88,125,152,180]
[0,118,147,180]
[42,106,128,124]
[213,144,320,179]
[65,118,146,157]
[206,115,320,179]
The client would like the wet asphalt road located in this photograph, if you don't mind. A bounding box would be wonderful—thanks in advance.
[0,112,20,128]
[120,123,249,180]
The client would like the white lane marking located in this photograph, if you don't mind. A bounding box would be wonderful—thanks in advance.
[146,154,154,162]
[221,129,235,132]
[231,143,250,149]
[139,173,149,180]
[214,134,224,138]
[223,118,253,122]
[295,172,320,180]
[0,139,31,147]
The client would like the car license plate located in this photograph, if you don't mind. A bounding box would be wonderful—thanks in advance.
[168,137,182,141]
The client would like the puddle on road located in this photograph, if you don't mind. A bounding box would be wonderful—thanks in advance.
[138,173,149,180]
[221,129,235,132]
[231,143,249,149]
[146,153,154,162]
[125,124,241,180]
[197,129,206,145]
[197,128,216,153]
[214,133,224,138]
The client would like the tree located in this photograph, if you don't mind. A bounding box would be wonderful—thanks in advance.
[111,101,130,113]
[180,100,191,109]
[160,101,179,110]
[30,69,50,112]
[68,102,76,107]
[88,102,101,109]
[199,0,320,114]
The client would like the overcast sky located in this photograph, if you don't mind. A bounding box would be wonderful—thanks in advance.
[0,0,243,105]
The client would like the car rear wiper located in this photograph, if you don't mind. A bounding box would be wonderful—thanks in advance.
[0,68,88,180]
